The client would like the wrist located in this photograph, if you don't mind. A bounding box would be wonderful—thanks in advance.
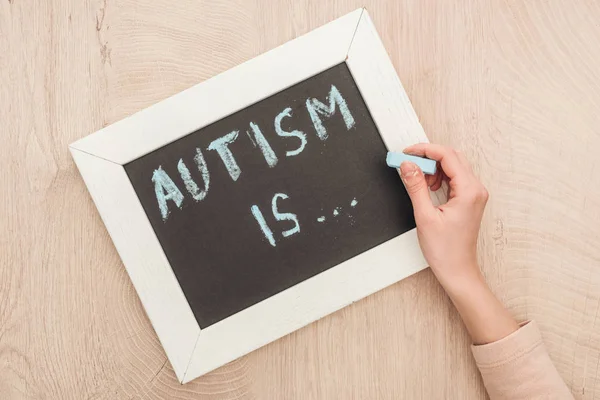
[444,272,489,309]
[431,261,485,300]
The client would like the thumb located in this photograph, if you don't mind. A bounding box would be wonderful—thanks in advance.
[400,161,435,220]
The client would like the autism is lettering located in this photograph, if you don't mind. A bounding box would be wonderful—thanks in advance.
[153,84,356,221]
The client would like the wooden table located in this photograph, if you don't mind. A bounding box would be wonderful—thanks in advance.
[1,1,599,398]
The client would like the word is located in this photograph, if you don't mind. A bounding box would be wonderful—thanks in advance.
[251,192,300,247]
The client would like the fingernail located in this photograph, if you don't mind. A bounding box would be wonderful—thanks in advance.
[400,161,419,179]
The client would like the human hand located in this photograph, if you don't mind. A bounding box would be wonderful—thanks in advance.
[399,143,489,295]
[398,143,518,344]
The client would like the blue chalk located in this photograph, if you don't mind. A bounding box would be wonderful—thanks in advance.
[386,152,437,175]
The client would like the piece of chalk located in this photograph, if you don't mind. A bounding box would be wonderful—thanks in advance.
[386,152,437,175]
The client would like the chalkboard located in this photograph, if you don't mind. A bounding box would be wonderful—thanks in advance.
[125,62,415,329]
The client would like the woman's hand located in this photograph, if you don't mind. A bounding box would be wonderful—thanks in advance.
[399,143,518,344]
[400,143,488,292]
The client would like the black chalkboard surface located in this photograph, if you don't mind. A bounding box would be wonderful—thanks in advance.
[125,63,415,329]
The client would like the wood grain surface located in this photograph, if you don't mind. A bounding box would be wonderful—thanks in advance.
[1,0,599,398]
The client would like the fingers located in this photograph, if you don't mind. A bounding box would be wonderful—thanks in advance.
[425,173,438,188]
[399,161,436,221]
[430,169,444,191]
[402,143,489,211]
[403,143,466,180]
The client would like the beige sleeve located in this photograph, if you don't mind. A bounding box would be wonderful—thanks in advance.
[471,321,574,400]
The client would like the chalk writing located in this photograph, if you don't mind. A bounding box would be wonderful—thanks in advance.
[272,193,300,238]
[251,205,276,247]
[207,131,241,181]
[151,82,361,246]
[177,148,210,202]
[306,85,355,140]
[275,107,307,157]
[251,192,300,247]
[249,122,278,167]
[317,197,359,224]
[152,167,184,221]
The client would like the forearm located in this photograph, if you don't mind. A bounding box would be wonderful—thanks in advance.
[442,268,519,345]
[440,266,573,399]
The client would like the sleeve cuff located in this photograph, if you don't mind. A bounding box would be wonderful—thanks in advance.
[471,320,544,369]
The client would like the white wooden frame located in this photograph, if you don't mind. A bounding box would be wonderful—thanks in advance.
[70,8,444,384]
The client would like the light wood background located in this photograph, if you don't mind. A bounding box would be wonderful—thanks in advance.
[1,0,599,398]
